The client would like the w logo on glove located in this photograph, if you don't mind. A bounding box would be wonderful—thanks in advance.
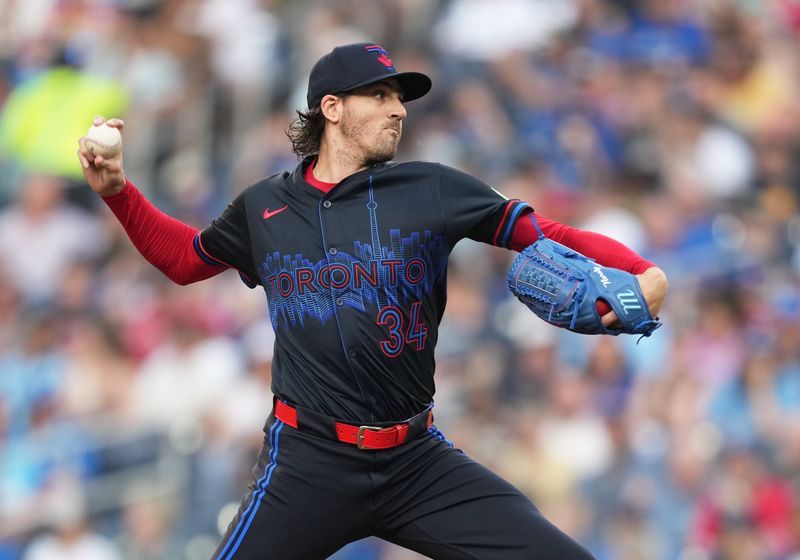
[615,289,643,315]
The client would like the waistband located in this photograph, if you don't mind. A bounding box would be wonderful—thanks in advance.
[273,398,434,450]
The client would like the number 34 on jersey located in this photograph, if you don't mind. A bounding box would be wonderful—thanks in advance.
[376,302,428,358]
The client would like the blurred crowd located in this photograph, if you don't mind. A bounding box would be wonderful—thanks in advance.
[1,0,800,559]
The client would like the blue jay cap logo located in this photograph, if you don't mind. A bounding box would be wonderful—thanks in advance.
[365,45,395,71]
[306,43,432,108]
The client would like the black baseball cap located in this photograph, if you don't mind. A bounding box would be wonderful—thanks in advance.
[306,43,432,108]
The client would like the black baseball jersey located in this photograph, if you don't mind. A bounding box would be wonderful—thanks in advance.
[198,158,530,423]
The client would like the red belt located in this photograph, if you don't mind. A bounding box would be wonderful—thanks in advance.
[274,399,433,450]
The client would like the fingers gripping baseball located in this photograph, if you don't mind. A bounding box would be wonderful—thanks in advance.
[77,116,127,197]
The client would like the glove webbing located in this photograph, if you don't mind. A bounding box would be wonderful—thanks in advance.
[528,214,585,329]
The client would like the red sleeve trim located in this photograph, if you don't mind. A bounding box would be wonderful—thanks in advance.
[492,200,531,247]
[492,202,517,246]
[193,232,258,286]
[193,232,229,267]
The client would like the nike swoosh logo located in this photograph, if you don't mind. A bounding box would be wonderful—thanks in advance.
[263,205,288,220]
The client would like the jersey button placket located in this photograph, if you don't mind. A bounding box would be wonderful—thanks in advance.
[318,198,356,367]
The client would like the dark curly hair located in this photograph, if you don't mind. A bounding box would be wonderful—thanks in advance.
[286,106,326,159]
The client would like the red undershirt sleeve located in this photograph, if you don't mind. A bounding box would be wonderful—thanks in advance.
[101,179,226,285]
[510,211,655,274]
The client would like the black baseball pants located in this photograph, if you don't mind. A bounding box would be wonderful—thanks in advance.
[211,411,596,560]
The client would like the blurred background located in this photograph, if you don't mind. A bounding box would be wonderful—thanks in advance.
[1,0,800,558]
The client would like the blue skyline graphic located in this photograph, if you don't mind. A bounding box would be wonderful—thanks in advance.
[259,186,449,328]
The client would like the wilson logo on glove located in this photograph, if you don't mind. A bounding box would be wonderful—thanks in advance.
[615,289,643,315]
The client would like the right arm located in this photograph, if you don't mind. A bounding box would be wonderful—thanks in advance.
[77,117,225,285]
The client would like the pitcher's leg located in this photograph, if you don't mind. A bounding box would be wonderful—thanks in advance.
[212,419,372,560]
[376,431,595,560]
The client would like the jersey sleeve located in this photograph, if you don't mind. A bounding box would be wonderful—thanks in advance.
[197,190,259,288]
[436,164,531,247]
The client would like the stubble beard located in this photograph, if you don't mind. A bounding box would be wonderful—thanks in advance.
[340,109,401,167]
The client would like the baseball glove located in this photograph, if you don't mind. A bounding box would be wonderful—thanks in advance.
[508,215,661,338]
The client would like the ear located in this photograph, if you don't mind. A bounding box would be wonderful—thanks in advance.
[320,94,343,124]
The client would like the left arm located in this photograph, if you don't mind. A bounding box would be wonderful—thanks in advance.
[509,211,668,323]
[431,166,668,323]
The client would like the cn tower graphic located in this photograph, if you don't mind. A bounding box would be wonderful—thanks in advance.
[259,187,449,329]
[367,185,381,256]
[366,184,389,309]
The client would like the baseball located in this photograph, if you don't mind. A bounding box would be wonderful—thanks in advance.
[84,123,122,159]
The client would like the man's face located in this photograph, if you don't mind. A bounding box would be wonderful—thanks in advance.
[339,79,407,165]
